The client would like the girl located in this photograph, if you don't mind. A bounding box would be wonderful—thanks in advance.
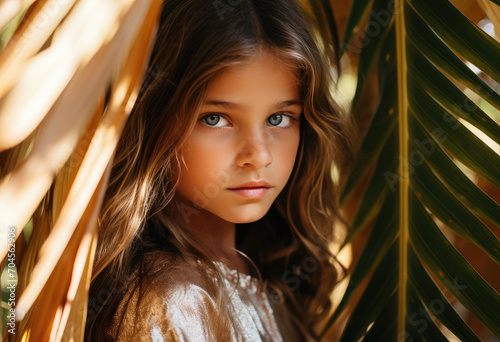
[85,0,354,341]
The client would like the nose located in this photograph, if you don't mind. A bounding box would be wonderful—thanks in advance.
[235,130,273,169]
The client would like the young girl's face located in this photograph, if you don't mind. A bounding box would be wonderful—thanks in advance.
[176,52,302,224]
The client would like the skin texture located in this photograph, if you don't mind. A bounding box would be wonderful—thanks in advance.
[174,52,302,271]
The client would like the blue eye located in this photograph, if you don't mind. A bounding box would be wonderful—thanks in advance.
[267,114,291,127]
[201,114,229,127]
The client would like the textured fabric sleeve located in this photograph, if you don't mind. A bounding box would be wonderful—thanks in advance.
[107,261,233,342]
[104,253,306,342]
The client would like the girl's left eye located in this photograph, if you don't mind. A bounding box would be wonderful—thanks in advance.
[200,114,229,127]
[267,113,292,127]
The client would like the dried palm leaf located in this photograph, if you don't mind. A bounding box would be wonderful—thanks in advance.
[0,0,36,30]
[1,0,163,340]
[0,0,158,261]
[476,0,500,40]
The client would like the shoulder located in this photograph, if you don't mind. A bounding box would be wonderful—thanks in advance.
[141,250,210,291]
[142,251,220,319]
[107,251,229,341]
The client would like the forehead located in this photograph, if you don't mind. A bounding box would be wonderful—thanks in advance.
[204,53,301,109]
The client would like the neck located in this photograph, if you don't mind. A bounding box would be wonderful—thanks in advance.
[172,195,251,275]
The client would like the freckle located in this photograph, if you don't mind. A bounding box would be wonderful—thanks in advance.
[438,271,445,278]
[385,53,391,61]
[389,108,394,115]
[416,192,422,200]
[353,26,359,34]
[481,118,487,122]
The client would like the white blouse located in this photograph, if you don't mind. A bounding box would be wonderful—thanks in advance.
[104,252,312,341]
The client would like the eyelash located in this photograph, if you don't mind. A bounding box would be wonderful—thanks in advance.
[198,112,299,129]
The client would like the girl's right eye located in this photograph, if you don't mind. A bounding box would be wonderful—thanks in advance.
[200,114,230,127]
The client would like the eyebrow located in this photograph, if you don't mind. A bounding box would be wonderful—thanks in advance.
[203,99,302,110]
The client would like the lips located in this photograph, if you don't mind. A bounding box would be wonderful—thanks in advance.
[227,180,272,199]
[228,180,272,189]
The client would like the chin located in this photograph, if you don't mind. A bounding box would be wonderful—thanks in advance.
[226,213,267,224]
[222,206,271,224]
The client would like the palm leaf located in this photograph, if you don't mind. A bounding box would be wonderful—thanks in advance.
[322,0,500,340]
[0,0,163,340]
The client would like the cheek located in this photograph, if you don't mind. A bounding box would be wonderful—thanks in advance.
[275,129,301,171]
[178,144,201,194]
[178,140,228,192]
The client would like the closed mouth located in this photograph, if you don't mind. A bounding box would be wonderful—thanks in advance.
[227,180,272,190]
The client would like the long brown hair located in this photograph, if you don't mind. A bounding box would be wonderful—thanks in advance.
[85,0,355,340]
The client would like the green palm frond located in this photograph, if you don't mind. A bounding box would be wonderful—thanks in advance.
[322,0,500,340]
